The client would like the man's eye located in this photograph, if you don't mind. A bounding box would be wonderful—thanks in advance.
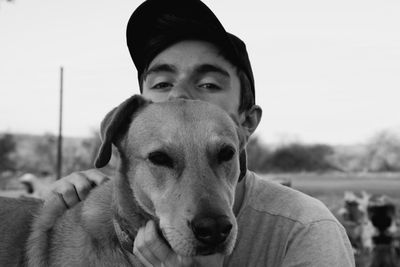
[152,82,172,89]
[199,83,221,90]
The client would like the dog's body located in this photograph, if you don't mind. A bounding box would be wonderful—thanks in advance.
[0,96,244,266]
[0,197,42,266]
[339,191,374,252]
[27,181,148,266]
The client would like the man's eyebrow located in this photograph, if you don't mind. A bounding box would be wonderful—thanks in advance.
[194,64,230,78]
[144,64,177,78]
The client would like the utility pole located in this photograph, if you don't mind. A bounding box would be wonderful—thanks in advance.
[56,66,63,180]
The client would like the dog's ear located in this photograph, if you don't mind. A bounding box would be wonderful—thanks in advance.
[95,95,151,168]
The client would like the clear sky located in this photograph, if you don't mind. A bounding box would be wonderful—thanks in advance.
[0,0,399,145]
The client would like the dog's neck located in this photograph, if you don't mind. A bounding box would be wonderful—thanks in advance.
[111,169,154,251]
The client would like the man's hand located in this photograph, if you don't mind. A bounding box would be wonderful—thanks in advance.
[48,169,109,209]
[133,220,224,267]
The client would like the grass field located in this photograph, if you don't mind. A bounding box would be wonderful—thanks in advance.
[264,172,400,213]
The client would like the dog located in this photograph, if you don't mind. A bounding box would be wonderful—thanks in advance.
[0,95,245,266]
[367,196,400,267]
[19,173,54,199]
[339,191,374,253]
[367,195,398,239]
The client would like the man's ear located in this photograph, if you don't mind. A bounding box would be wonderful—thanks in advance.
[236,105,262,182]
[240,105,262,141]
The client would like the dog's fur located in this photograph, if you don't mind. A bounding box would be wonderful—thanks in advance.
[19,173,54,199]
[0,197,43,266]
[339,191,374,252]
[0,95,245,266]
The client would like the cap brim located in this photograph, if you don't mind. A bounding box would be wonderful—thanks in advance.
[126,0,235,76]
[126,0,255,105]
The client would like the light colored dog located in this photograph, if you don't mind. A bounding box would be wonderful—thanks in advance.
[339,191,374,253]
[0,95,245,266]
[19,173,54,199]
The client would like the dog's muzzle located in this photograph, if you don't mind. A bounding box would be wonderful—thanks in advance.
[190,215,233,247]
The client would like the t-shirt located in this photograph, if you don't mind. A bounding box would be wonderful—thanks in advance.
[223,172,355,267]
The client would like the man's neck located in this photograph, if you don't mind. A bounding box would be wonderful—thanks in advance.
[233,177,246,216]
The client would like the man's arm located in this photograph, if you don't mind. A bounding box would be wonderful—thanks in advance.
[283,220,355,267]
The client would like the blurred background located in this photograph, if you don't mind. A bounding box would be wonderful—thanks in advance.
[0,0,399,265]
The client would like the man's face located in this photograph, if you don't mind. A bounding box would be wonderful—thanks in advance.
[142,40,242,119]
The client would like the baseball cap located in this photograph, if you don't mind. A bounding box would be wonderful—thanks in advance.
[126,0,255,104]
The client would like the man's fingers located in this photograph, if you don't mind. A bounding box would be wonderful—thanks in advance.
[43,191,69,214]
[55,181,80,208]
[143,221,175,262]
[144,221,179,267]
[48,169,110,209]
[134,224,160,266]
[83,169,110,185]
[49,173,87,208]
[134,221,192,267]
[69,173,94,201]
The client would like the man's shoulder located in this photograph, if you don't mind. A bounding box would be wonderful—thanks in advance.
[229,172,355,267]
[241,172,337,225]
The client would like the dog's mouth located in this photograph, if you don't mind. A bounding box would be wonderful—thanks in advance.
[159,223,236,257]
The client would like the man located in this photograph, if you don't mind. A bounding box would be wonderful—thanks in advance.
[51,0,355,266]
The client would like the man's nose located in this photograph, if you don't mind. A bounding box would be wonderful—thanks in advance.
[167,82,193,100]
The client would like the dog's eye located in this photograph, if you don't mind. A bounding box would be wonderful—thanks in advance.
[148,151,174,168]
[218,146,236,163]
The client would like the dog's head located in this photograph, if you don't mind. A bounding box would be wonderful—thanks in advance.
[95,95,245,256]
[340,191,370,223]
[367,196,397,242]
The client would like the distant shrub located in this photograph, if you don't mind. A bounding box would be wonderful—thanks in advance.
[0,133,17,172]
[8,132,102,177]
[247,138,337,173]
[266,143,336,172]
[363,130,400,172]
[12,133,58,175]
[246,137,272,173]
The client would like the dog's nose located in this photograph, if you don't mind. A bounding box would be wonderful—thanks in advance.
[191,216,232,246]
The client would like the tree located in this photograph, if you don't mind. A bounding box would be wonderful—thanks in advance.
[246,136,271,173]
[265,143,336,172]
[363,130,400,172]
[62,131,102,176]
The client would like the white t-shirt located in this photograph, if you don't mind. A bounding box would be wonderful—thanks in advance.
[223,172,355,267]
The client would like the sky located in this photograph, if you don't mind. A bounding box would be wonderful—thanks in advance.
[0,0,399,145]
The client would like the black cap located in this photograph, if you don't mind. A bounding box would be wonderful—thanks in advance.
[126,0,255,104]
